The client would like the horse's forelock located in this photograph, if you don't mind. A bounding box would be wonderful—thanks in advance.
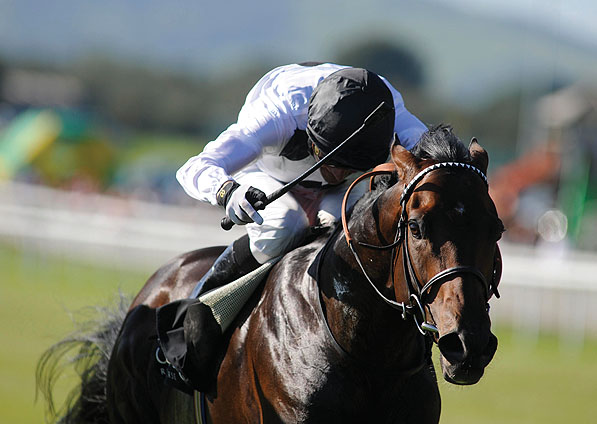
[410,124,470,162]
[351,124,468,219]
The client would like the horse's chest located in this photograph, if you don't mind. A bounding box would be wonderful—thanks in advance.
[218,270,440,423]
[290,372,438,423]
[269,352,437,422]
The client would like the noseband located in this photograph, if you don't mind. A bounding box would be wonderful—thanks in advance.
[341,161,499,336]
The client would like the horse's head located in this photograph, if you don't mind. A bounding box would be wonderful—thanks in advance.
[388,131,503,385]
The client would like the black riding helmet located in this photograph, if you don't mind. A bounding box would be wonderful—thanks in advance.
[306,68,395,172]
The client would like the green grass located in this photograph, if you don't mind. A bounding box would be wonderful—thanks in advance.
[0,244,149,424]
[438,330,597,423]
[1,243,596,423]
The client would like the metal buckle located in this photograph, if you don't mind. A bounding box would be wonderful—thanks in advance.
[156,346,191,386]
[410,294,439,335]
[155,346,169,365]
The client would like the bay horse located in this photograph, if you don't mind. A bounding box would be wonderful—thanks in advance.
[37,125,503,423]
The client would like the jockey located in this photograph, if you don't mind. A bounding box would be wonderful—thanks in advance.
[176,62,428,297]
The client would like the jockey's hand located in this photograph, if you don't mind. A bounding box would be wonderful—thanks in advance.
[316,210,337,228]
[217,180,267,225]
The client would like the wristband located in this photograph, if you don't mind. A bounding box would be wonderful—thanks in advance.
[216,180,240,207]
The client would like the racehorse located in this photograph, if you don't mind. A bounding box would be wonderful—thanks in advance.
[37,125,503,423]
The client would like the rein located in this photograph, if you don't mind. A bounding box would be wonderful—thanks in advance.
[341,161,493,336]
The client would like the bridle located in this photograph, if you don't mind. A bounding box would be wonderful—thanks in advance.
[341,161,501,337]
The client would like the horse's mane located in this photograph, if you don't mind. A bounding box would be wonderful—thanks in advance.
[348,124,471,220]
[410,124,471,162]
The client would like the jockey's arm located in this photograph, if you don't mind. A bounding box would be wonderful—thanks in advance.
[176,127,262,206]
[176,99,296,206]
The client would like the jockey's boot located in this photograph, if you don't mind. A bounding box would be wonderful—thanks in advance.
[156,234,261,392]
[190,234,261,298]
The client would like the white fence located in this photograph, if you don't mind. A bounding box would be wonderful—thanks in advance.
[0,180,245,270]
[493,243,597,342]
[1,181,596,341]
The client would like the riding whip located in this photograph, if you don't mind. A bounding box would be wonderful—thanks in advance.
[221,101,393,230]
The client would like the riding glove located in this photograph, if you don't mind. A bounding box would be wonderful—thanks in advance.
[216,180,267,225]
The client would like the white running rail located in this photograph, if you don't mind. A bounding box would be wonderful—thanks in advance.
[1,181,596,341]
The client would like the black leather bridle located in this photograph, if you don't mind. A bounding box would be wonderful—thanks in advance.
[341,161,501,336]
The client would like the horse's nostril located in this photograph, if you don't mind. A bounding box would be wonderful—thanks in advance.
[438,332,466,364]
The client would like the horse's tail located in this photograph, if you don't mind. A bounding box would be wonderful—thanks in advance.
[36,295,130,424]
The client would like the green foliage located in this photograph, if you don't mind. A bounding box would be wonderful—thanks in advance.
[121,132,207,163]
[2,44,535,182]
[335,39,426,89]
[69,56,271,135]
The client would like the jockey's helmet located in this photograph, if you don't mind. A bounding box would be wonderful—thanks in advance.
[306,67,395,172]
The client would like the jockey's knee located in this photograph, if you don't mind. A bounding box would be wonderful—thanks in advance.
[246,206,309,263]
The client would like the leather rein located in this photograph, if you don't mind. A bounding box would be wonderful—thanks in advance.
[341,161,499,337]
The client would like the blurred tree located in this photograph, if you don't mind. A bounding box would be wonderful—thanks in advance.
[69,56,271,138]
[72,56,210,134]
[469,89,522,154]
[468,81,567,159]
[332,38,433,135]
[203,63,273,135]
[335,39,426,90]
[0,58,5,91]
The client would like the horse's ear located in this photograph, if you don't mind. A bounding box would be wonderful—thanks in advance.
[391,143,419,181]
[469,137,489,174]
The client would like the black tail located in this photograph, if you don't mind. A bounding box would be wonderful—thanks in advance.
[36,296,130,424]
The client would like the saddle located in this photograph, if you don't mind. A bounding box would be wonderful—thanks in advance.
[155,257,281,393]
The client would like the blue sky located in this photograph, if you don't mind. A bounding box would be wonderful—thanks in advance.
[1,0,594,64]
[0,0,595,106]
[439,0,597,47]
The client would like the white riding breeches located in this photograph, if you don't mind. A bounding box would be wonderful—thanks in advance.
[234,166,366,264]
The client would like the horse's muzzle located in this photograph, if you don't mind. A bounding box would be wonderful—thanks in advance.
[437,330,498,385]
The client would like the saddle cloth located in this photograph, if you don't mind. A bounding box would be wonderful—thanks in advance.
[199,256,282,332]
[155,256,281,394]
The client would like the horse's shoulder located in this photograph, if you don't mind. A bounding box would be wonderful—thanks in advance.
[266,230,331,297]
[251,228,334,338]
[278,226,335,270]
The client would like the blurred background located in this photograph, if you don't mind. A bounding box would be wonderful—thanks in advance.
[1,0,596,423]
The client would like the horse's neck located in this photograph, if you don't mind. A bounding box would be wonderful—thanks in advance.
[319,196,424,372]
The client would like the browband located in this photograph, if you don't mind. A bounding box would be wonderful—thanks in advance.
[400,162,488,205]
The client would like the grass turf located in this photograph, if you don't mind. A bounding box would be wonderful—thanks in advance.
[1,243,595,423]
[0,244,149,424]
[438,329,597,423]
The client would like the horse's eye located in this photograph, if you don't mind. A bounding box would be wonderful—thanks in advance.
[408,220,422,238]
